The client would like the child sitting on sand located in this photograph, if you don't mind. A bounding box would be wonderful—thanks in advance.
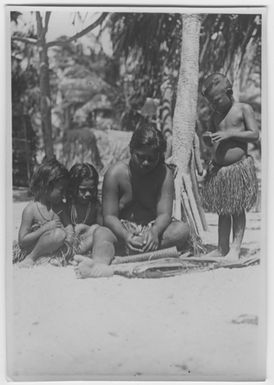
[201,73,259,261]
[67,163,102,255]
[16,157,70,267]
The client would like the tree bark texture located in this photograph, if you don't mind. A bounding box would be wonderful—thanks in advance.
[172,14,207,248]
[172,14,201,173]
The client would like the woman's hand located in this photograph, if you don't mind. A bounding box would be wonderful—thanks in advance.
[142,228,159,252]
[125,233,144,252]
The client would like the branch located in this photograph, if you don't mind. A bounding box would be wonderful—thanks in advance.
[46,12,108,48]
[36,11,43,40]
[44,12,51,34]
[11,36,38,45]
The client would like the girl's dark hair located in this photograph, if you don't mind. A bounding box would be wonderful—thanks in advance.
[130,118,166,163]
[202,73,233,98]
[68,163,99,201]
[30,157,69,200]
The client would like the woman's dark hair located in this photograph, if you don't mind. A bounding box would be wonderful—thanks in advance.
[202,72,233,98]
[130,118,166,163]
[68,163,99,202]
[30,157,69,200]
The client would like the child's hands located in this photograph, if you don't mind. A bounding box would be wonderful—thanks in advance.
[65,232,74,245]
[42,219,63,232]
[65,235,74,246]
[211,131,231,143]
[202,131,213,147]
[75,224,89,236]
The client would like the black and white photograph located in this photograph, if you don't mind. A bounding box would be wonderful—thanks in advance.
[5,4,267,382]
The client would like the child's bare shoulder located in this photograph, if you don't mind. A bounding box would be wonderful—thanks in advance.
[240,102,254,114]
[233,101,253,113]
[22,201,36,216]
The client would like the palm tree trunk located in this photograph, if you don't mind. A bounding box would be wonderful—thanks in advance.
[172,14,206,249]
[173,14,201,173]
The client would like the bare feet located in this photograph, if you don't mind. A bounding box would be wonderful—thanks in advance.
[17,255,35,268]
[201,248,225,260]
[73,255,114,279]
[224,249,240,262]
[202,248,240,264]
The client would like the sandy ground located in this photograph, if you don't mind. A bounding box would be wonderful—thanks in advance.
[7,202,266,381]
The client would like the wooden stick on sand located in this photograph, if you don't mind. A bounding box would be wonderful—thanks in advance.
[112,246,179,265]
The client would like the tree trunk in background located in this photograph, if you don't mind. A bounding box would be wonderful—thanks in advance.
[172,14,206,246]
[36,12,54,158]
[173,14,201,173]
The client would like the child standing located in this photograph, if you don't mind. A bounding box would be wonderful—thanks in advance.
[201,73,259,260]
[68,163,102,255]
[17,158,70,267]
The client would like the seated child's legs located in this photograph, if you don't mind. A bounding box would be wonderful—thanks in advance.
[19,228,66,268]
[161,220,190,251]
[78,224,99,254]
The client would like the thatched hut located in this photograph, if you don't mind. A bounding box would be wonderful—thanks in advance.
[74,94,114,129]
[58,68,111,130]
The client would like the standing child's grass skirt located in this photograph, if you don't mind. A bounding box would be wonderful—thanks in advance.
[201,155,258,215]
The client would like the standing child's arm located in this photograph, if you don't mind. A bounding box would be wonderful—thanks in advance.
[18,203,60,250]
[211,104,259,143]
[241,103,260,141]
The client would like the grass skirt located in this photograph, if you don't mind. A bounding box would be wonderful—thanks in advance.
[13,240,75,266]
[201,156,258,215]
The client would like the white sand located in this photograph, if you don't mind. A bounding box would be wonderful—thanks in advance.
[7,203,266,381]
